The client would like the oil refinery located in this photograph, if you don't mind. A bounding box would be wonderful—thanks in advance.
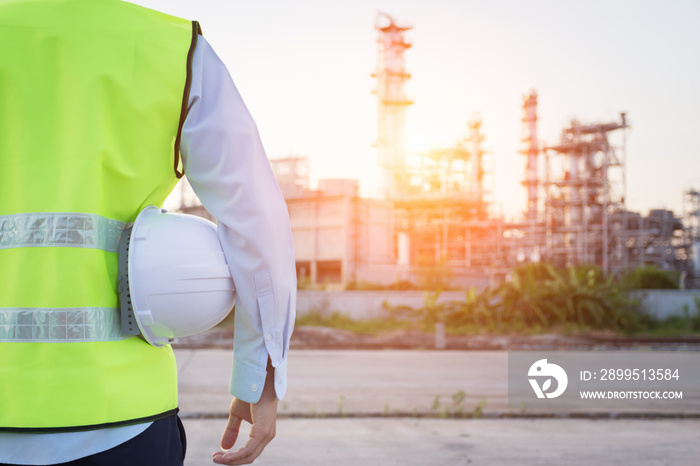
[180,13,699,289]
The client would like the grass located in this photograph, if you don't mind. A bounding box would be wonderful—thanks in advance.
[430,391,484,419]
[621,311,700,336]
[296,309,411,335]
[295,306,700,338]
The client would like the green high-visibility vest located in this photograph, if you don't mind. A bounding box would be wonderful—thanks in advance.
[0,0,200,431]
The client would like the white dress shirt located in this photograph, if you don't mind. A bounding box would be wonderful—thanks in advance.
[0,36,296,465]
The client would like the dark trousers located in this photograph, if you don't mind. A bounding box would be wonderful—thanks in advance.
[1,415,187,466]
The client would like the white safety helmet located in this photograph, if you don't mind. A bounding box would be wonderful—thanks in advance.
[117,206,236,346]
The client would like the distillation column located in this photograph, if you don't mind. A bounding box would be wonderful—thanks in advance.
[468,114,485,205]
[520,90,540,261]
[374,12,412,199]
[521,90,539,223]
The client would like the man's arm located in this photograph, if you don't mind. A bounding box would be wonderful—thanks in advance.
[180,36,296,464]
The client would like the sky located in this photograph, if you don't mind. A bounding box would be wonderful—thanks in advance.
[131,0,700,220]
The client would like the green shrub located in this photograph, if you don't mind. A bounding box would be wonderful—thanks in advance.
[620,265,679,290]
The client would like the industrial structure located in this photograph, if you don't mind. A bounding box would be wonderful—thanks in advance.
[544,112,628,273]
[175,13,697,289]
[268,158,396,286]
[373,12,412,199]
[392,113,500,274]
[371,13,504,285]
[684,190,700,286]
[509,92,691,278]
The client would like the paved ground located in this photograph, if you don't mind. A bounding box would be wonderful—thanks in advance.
[176,349,700,465]
[176,349,699,416]
[177,349,511,416]
[182,418,700,466]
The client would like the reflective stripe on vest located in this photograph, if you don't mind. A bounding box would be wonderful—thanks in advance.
[0,212,126,252]
[0,213,128,343]
[0,307,124,342]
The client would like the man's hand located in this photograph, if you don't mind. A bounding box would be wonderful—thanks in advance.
[212,359,278,465]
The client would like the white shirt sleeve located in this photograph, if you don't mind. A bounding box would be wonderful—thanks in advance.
[181,36,296,403]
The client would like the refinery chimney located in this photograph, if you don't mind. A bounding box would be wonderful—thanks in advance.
[373,12,412,199]
[521,89,539,223]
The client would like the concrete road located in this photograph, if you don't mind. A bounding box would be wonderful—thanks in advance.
[182,418,700,466]
[176,349,700,465]
[177,349,510,416]
[176,349,699,416]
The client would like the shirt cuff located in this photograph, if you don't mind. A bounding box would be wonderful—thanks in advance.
[230,357,288,403]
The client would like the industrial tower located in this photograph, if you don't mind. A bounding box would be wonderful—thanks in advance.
[468,114,486,205]
[543,114,628,273]
[373,12,412,199]
[519,90,542,262]
[521,90,539,223]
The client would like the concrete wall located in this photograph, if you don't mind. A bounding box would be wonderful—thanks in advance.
[297,290,469,320]
[630,290,700,320]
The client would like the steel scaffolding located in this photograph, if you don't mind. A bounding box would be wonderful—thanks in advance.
[541,114,628,274]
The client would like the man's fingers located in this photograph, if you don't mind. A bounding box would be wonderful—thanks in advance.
[215,430,272,465]
[214,444,257,465]
[220,414,243,450]
[230,399,253,424]
[213,372,277,464]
